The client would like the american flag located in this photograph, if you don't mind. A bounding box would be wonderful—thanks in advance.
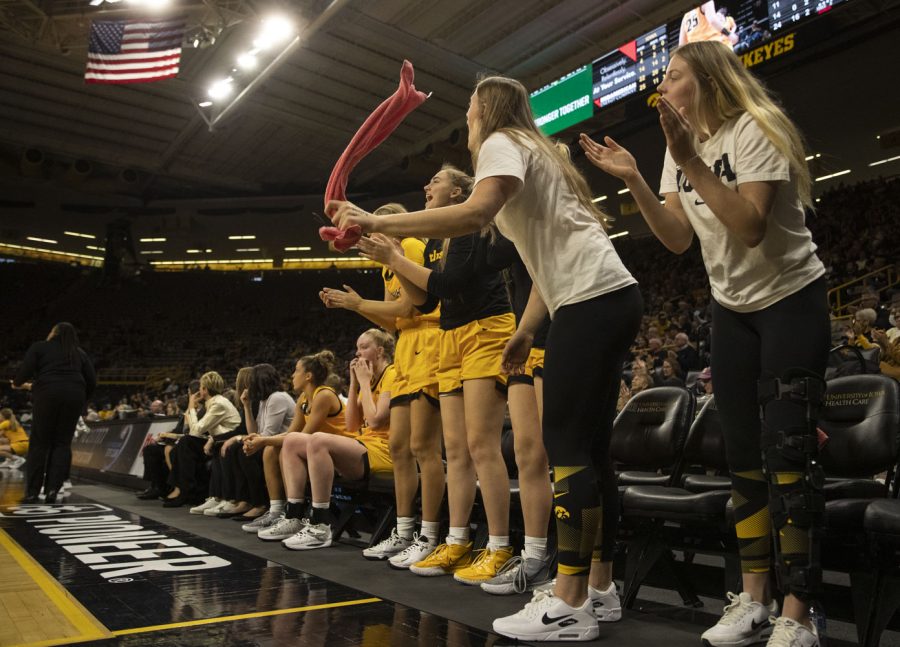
[85,18,185,85]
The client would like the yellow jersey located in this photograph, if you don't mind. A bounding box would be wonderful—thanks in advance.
[360,364,396,441]
[382,237,440,330]
[299,386,352,437]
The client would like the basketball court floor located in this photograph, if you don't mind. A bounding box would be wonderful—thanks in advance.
[0,470,877,646]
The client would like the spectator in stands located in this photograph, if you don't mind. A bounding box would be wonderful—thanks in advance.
[859,288,891,329]
[163,371,240,508]
[646,337,666,368]
[846,308,877,348]
[0,408,28,469]
[84,404,100,422]
[630,358,653,395]
[673,332,701,373]
[235,364,295,532]
[13,322,95,504]
[655,358,685,387]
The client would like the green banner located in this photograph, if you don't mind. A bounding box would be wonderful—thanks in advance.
[529,65,593,136]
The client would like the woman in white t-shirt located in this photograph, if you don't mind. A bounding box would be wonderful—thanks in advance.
[329,76,642,643]
[580,41,829,647]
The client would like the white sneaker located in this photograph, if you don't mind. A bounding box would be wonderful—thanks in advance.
[190,498,220,515]
[10,456,26,470]
[216,501,247,516]
[241,509,281,533]
[283,522,332,550]
[589,581,622,622]
[766,616,819,647]
[203,500,229,516]
[492,589,599,642]
[362,528,412,560]
[61,480,73,491]
[388,533,436,570]
[258,516,307,541]
[702,592,778,647]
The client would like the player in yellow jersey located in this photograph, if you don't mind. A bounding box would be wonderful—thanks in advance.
[281,329,396,550]
[321,204,445,565]
[254,351,347,541]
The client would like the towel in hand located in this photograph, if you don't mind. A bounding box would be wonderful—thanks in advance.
[320,59,428,251]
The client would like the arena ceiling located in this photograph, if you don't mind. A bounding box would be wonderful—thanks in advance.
[0,0,898,266]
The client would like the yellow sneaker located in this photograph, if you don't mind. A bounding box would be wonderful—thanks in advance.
[453,546,514,585]
[409,541,473,576]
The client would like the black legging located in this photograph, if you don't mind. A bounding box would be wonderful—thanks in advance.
[711,276,830,597]
[542,285,643,574]
[27,385,84,496]
[209,430,242,500]
[227,442,267,507]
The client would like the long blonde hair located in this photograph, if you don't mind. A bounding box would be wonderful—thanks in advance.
[0,408,20,430]
[673,41,813,208]
[437,164,475,268]
[470,75,609,227]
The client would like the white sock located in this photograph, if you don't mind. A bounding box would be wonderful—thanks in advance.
[589,581,615,596]
[523,536,548,561]
[447,526,469,545]
[487,535,510,551]
[287,498,303,504]
[312,501,329,509]
[269,500,285,515]
[421,520,441,545]
[396,516,415,540]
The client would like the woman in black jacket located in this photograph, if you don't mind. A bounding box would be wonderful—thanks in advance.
[14,322,96,503]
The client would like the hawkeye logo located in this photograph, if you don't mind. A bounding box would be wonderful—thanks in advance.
[554,505,570,520]
[5,503,230,580]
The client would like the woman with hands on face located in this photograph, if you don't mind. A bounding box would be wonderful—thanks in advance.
[272,331,395,551]
[328,75,640,641]
[321,203,446,566]
[581,41,829,647]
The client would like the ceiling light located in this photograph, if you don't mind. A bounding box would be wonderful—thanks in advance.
[814,169,851,182]
[198,101,213,108]
[140,250,163,255]
[254,16,294,50]
[869,155,900,167]
[284,246,312,251]
[237,53,257,70]
[617,188,630,195]
[208,78,234,100]
[228,235,256,240]
[591,195,608,203]
[64,231,95,239]
[86,245,105,251]
[609,231,629,239]
[27,236,57,244]
[236,248,260,252]
[139,237,167,243]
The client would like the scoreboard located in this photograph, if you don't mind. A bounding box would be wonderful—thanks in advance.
[530,0,851,135]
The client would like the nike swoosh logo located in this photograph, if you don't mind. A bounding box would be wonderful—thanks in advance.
[751,618,769,630]
[694,199,705,205]
[414,350,422,355]
[553,492,566,499]
[542,613,572,625]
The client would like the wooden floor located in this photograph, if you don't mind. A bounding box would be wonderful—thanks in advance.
[0,530,110,647]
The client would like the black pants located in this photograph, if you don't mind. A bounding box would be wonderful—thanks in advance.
[227,442,267,507]
[543,285,643,572]
[169,435,210,502]
[142,443,171,492]
[209,430,242,499]
[712,277,830,594]
[27,385,85,496]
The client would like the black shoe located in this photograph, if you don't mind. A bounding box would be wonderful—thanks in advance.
[136,487,162,500]
[43,490,59,504]
[162,496,186,508]
[20,494,39,504]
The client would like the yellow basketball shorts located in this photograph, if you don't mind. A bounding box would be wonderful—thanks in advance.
[437,313,515,395]
[358,433,392,474]
[508,346,546,386]
[392,324,440,406]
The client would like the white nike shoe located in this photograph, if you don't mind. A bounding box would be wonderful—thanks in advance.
[362,528,412,560]
[492,589,599,642]
[766,616,819,647]
[589,581,622,622]
[283,522,332,550]
[702,592,779,647]
[258,516,307,541]
[388,533,437,570]
[241,509,281,533]
[203,500,229,516]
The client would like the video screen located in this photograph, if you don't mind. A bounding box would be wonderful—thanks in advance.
[591,25,668,109]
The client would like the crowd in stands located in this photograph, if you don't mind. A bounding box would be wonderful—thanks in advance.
[2,177,898,422]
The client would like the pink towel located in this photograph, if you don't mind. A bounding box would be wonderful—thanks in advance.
[320,59,428,252]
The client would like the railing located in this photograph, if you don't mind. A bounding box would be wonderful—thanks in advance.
[828,265,898,316]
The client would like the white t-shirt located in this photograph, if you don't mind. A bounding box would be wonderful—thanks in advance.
[660,111,824,313]
[474,132,636,318]
[256,391,295,437]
